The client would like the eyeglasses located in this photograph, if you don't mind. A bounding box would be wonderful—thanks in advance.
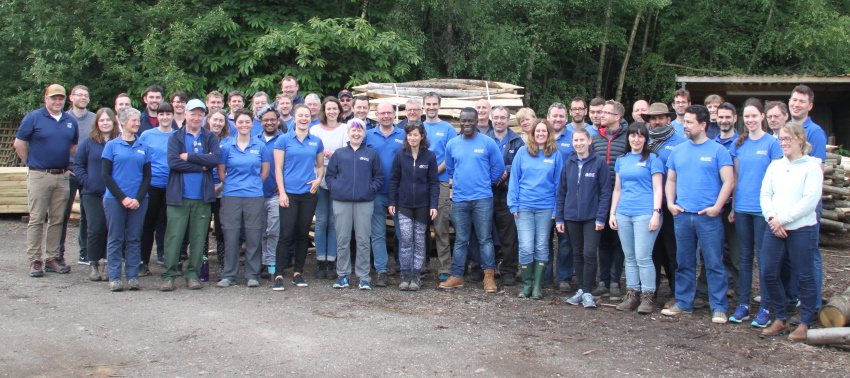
[673,101,689,106]
[778,137,796,143]
[602,111,619,116]
[570,107,586,112]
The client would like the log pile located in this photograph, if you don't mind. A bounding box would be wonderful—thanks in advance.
[819,286,850,328]
[821,148,850,233]
[0,167,80,218]
[353,79,525,126]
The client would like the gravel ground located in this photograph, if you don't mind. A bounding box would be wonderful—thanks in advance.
[1,215,848,377]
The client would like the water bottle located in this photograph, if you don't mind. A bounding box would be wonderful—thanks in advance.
[200,256,210,282]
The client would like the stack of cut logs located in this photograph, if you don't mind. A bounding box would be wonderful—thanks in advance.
[821,148,850,233]
[0,167,28,214]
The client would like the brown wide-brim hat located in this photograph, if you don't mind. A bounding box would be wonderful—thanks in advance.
[640,102,675,120]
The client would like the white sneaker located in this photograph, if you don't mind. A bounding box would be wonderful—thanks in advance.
[565,289,584,305]
[712,311,728,324]
[582,293,597,308]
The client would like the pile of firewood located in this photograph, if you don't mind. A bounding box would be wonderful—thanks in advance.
[821,148,850,233]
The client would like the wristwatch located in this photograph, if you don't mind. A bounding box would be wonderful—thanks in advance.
[653,208,662,214]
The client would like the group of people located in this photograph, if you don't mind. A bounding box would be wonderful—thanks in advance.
[15,77,825,342]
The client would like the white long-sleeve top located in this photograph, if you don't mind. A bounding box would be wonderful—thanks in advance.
[760,154,823,230]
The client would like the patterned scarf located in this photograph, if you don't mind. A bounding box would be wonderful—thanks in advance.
[648,123,675,152]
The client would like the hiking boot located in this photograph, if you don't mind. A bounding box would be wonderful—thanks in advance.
[591,282,608,298]
[729,305,750,323]
[788,325,808,343]
[531,262,547,299]
[439,276,464,289]
[99,260,109,281]
[374,272,389,287]
[29,261,44,277]
[325,261,336,279]
[609,283,622,301]
[483,269,497,293]
[44,259,70,274]
[518,264,533,298]
[127,279,140,291]
[637,291,655,314]
[501,272,516,287]
[138,263,150,277]
[160,280,175,292]
[582,293,596,308]
[751,308,771,328]
[398,273,410,291]
[187,278,202,290]
[615,288,639,311]
[712,312,728,324]
[466,268,484,282]
[408,275,421,291]
[89,261,101,281]
[110,280,124,292]
[565,289,584,305]
[558,282,572,293]
[260,265,270,279]
[693,298,709,309]
[762,319,790,336]
[661,304,692,317]
[315,261,327,279]
[663,297,677,309]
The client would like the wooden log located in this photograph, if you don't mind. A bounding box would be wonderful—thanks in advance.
[824,179,834,186]
[825,165,835,174]
[827,152,844,161]
[823,185,850,196]
[819,218,848,232]
[822,209,844,221]
[836,201,850,208]
[819,287,850,328]
[806,328,850,345]
[822,194,834,201]
[823,200,836,210]
[836,207,850,215]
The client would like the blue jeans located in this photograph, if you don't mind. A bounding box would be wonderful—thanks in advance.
[450,198,496,277]
[104,197,148,281]
[762,225,819,325]
[814,202,823,309]
[514,208,553,264]
[735,212,767,309]
[616,213,660,292]
[314,188,336,261]
[673,213,728,313]
[370,194,398,273]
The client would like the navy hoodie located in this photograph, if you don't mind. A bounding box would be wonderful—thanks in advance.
[325,143,384,202]
[555,149,612,224]
[388,148,439,210]
[166,127,220,206]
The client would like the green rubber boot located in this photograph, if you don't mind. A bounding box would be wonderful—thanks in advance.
[518,264,533,298]
[531,260,548,300]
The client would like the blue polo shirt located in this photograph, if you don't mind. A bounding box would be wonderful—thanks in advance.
[714,131,738,152]
[182,131,206,199]
[256,131,283,198]
[102,137,151,199]
[423,120,458,182]
[16,107,79,169]
[219,138,271,197]
[284,119,295,133]
[801,117,827,161]
[614,152,665,216]
[365,125,405,194]
[555,130,575,159]
[566,124,598,137]
[730,133,782,213]
[445,133,505,202]
[274,132,324,194]
[139,128,174,188]
[309,119,320,127]
[666,140,733,212]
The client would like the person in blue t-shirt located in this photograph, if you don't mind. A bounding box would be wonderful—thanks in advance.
[256,105,285,278]
[138,103,176,274]
[610,122,665,314]
[75,108,120,281]
[422,92,458,282]
[216,109,271,288]
[507,119,564,299]
[661,105,734,324]
[727,99,783,326]
[101,108,152,291]
[272,104,324,291]
[274,93,294,133]
[440,108,505,292]
[670,89,691,138]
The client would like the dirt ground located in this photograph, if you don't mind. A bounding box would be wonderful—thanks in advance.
[1,215,849,377]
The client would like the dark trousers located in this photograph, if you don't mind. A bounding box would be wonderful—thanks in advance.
[81,194,107,262]
[597,223,624,287]
[140,186,167,265]
[275,192,318,275]
[59,174,86,260]
[566,220,601,293]
[762,225,819,325]
[653,204,677,294]
[493,187,518,276]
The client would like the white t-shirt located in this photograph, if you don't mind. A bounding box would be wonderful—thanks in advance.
[309,123,349,189]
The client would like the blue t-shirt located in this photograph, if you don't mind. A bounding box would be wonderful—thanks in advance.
[445,133,506,202]
[801,117,827,161]
[139,128,174,188]
[671,120,685,138]
[730,133,783,213]
[16,108,79,169]
[655,133,687,165]
[423,120,458,182]
[102,137,151,199]
[365,126,405,194]
[555,130,575,159]
[666,140,733,212]
[274,132,324,194]
[284,119,295,132]
[182,132,205,200]
[566,124,598,137]
[614,152,665,216]
[256,132,283,198]
[219,137,271,197]
[507,148,564,214]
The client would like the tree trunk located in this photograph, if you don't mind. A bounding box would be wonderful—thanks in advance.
[616,11,642,102]
[819,286,850,328]
[595,3,612,98]
[641,9,651,58]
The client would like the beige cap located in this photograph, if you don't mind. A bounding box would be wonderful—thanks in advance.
[45,84,66,97]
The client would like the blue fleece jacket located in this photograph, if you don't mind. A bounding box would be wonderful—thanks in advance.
[388,148,439,210]
[555,149,612,224]
[73,138,107,196]
[165,127,220,205]
[507,147,564,215]
[325,144,384,202]
[445,133,506,202]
